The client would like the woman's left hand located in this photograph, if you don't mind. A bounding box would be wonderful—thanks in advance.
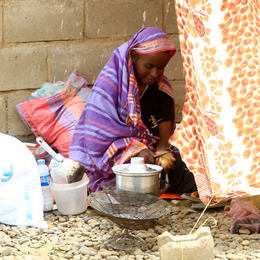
[136,149,155,164]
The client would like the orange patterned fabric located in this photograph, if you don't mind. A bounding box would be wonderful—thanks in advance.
[171,0,260,204]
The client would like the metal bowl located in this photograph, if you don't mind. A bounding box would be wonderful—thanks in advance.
[112,157,163,194]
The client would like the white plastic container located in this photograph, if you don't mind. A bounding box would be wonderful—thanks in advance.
[37,159,54,212]
[49,174,88,215]
[49,159,67,184]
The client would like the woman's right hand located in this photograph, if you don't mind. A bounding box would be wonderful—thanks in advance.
[136,149,155,164]
[156,152,176,174]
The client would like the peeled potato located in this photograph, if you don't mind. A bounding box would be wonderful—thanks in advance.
[158,154,172,169]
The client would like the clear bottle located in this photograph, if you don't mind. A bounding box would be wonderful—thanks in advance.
[37,159,54,211]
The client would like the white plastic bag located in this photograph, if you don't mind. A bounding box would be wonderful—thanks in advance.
[0,134,47,227]
[29,81,66,99]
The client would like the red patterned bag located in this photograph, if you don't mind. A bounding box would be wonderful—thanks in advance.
[16,70,91,157]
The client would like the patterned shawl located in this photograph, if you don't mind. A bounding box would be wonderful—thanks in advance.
[69,27,176,191]
[171,0,260,204]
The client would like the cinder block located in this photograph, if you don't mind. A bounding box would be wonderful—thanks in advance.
[5,0,83,43]
[49,41,124,85]
[0,4,2,46]
[171,80,186,122]
[165,50,185,81]
[0,97,7,133]
[0,45,46,91]
[165,34,185,82]
[169,34,182,52]
[7,90,33,136]
[163,0,179,34]
[158,227,215,260]
[169,80,186,123]
[86,0,162,38]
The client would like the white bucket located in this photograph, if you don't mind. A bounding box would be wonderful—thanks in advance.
[50,174,89,215]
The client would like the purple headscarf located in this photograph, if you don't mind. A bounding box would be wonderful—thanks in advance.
[69,27,176,191]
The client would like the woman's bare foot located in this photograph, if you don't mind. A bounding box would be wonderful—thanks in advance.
[191,191,199,198]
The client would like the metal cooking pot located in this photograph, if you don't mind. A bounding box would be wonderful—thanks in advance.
[112,157,163,195]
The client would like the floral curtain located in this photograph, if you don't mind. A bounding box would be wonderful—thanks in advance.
[171,0,260,204]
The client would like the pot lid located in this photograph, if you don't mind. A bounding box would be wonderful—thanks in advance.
[112,157,162,174]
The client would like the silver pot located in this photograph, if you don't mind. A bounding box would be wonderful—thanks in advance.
[112,157,163,194]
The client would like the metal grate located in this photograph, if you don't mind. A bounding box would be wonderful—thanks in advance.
[87,188,173,250]
[88,189,172,229]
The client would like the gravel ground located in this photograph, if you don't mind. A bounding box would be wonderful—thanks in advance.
[0,199,259,260]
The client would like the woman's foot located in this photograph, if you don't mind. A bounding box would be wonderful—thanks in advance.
[191,191,199,198]
[181,192,201,203]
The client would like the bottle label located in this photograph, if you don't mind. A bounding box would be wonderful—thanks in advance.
[40,174,50,186]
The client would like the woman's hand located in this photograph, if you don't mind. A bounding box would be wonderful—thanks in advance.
[156,152,176,174]
[136,149,155,164]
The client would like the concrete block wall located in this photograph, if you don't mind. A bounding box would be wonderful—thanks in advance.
[0,0,185,142]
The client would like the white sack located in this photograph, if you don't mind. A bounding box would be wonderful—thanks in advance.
[0,133,47,227]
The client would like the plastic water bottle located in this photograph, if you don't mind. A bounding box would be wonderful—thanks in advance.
[37,159,53,211]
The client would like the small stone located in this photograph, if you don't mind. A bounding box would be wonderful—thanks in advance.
[224,205,231,211]
[241,240,250,246]
[251,253,260,258]
[1,248,12,256]
[239,229,251,235]
[79,246,90,255]
[226,254,246,259]
[138,232,150,239]
[107,257,119,260]
[100,249,111,257]
[111,251,119,256]
[189,213,198,219]
[248,234,260,240]
[2,226,10,234]
[19,238,31,244]
[228,243,237,249]
[5,242,15,247]
[8,232,17,238]
[146,237,156,243]
[64,253,74,259]
[249,240,260,249]
[99,224,108,230]
[58,217,67,223]
[170,200,181,206]
[84,241,93,247]
[89,256,102,260]
[30,243,42,249]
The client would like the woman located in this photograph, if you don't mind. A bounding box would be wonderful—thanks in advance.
[69,27,197,193]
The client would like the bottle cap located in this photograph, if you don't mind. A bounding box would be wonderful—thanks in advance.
[37,159,46,165]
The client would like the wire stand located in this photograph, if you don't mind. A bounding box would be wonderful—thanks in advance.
[87,189,173,251]
[104,228,147,251]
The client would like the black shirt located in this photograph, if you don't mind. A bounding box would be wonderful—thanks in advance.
[139,83,174,137]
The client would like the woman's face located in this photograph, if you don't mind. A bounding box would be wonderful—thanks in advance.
[131,51,170,87]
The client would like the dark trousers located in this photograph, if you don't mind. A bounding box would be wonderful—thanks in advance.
[161,152,197,194]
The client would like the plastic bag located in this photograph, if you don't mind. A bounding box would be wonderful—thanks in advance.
[225,199,260,234]
[16,69,91,157]
[0,134,47,227]
[29,81,66,99]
